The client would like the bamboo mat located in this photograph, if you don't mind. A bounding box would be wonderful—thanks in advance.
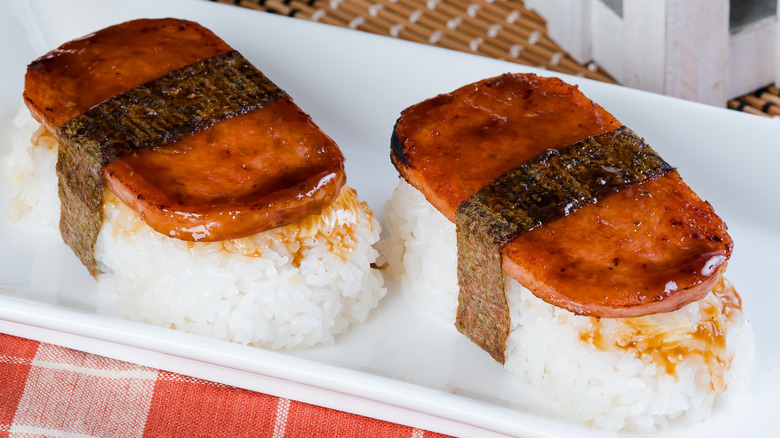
[216,0,776,118]
[728,85,780,119]
[213,0,615,83]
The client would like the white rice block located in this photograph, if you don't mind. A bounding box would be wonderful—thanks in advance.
[381,178,755,432]
[4,110,386,350]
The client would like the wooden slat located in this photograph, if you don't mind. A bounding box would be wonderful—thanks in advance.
[211,0,615,82]
[728,84,780,118]
[216,0,775,119]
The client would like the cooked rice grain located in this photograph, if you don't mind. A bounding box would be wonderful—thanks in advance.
[5,110,386,350]
[381,178,754,432]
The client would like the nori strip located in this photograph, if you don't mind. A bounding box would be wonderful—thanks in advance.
[55,50,288,276]
[455,126,673,363]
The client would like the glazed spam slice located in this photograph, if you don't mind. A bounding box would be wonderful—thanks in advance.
[24,18,345,273]
[391,73,732,320]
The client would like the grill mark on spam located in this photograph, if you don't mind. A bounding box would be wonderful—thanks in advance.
[54,50,288,276]
[455,126,674,363]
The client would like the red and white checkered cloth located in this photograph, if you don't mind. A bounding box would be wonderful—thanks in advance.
[0,333,453,437]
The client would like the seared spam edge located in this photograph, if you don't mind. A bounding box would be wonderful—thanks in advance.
[391,72,732,326]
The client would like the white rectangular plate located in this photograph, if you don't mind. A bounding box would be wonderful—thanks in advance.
[1,0,778,436]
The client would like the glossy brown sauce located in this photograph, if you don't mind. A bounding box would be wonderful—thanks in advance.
[579,277,742,391]
[218,186,371,266]
[393,73,732,317]
[394,74,620,217]
[103,184,370,267]
[24,19,231,133]
[503,172,732,316]
[24,18,345,241]
[104,97,345,241]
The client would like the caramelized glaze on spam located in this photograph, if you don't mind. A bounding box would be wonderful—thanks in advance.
[392,74,620,216]
[392,73,732,317]
[24,18,345,242]
[24,19,232,133]
[104,98,345,241]
[502,172,732,317]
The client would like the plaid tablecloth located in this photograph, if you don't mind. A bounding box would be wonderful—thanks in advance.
[0,333,453,437]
